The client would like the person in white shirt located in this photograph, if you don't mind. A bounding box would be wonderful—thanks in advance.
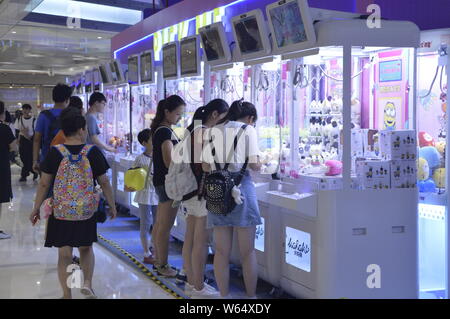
[15,104,37,182]
[125,129,159,264]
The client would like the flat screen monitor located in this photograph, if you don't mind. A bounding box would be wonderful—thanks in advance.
[99,64,111,85]
[93,68,101,91]
[199,22,231,66]
[231,9,271,61]
[84,70,93,93]
[180,35,200,77]
[163,42,179,80]
[140,51,154,83]
[128,55,139,85]
[266,0,316,54]
[110,59,125,84]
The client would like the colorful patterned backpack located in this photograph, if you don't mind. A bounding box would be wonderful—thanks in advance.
[52,144,98,221]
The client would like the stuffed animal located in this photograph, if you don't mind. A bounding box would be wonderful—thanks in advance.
[322,99,331,114]
[419,132,435,147]
[310,117,322,136]
[310,100,322,114]
[419,146,441,169]
[302,144,328,175]
[417,157,430,181]
[433,168,446,189]
[325,160,342,176]
[330,97,342,114]
[436,141,446,156]
[418,179,436,193]
[351,98,361,127]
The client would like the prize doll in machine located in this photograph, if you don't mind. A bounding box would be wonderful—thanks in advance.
[253,61,282,175]
[110,86,131,153]
[289,57,362,178]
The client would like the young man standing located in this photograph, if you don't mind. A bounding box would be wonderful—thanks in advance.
[15,104,37,182]
[85,92,117,153]
[33,84,72,173]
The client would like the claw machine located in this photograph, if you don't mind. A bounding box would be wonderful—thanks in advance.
[126,51,164,217]
[83,70,94,113]
[166,36,205,137]
[417,29,450,299]
[103,60,132,210]
[253,0,420,299]
[221,8,283,285]
[200,22,248,105]
[165,35,205,241]
[74,73,87,111]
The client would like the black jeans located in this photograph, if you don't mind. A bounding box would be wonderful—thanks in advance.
[19,135,34,178]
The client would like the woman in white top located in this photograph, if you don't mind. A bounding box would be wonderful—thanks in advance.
[203,99,262,298]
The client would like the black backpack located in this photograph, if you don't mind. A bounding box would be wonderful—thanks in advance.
[204,125,248,216]
[41,110,61,148]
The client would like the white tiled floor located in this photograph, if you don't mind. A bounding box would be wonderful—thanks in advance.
[0,165,174,299]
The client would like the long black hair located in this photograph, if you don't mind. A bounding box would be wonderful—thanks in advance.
[150,95,185,134]
[219,99,258,124]
[187,99,229,133]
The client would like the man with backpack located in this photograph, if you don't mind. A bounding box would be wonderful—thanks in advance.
[33,84,71,174]
[15,104,37,182]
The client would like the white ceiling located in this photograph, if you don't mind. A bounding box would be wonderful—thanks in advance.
[0,0,163,76]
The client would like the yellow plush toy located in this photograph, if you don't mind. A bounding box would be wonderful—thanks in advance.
[436,141,446,155]
[417,157,430,181]
[433,168,446,189]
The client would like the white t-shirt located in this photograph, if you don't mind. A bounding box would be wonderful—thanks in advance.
[204,121,259,172]
[15,116,35,139]
[133,153,159,206]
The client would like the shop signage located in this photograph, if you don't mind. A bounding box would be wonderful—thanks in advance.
[285,227,311,272]
[255,217,265,252]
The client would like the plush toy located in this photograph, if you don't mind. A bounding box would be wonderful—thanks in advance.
[417,157,430,181]
[310,100,322,114]
[419,132,435,147]
[433,168,446,190]
[418,179,436,193]
[325,160,342,176]
[310,117,322,137]
[436,141,446,156]
[302,144,328,175]
[351,98,361,127]
[330,97,342,114]
[419,146,441,169]
[322,98,331,114]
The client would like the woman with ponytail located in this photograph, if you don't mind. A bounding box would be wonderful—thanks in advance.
[203,99,262,298]
[151,95,185,277]
[181,99,229,298]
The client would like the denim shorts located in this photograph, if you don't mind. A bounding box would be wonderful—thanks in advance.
[155,185,170,203]
[207,173,262,228]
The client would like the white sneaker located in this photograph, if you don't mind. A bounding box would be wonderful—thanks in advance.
[0,231,11,240]
[184,283,194,296]
[81,286,97,299]
[191,285,220,299]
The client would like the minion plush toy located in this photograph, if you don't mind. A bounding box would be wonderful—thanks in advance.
[433,168,446,194]
[383,102,396,130]
[417,157,436,193]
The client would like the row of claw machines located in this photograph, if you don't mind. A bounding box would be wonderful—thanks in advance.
[111,0,449,299]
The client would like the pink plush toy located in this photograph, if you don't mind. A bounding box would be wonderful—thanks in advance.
[325,160,343,176]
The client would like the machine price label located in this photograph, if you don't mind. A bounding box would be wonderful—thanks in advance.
[379,85,401,93]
